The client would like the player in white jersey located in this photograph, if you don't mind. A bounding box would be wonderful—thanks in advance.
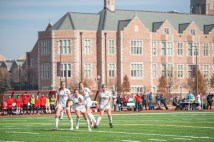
[79,82,96,126]
[69,89,91,131]
[94,84,113,128]
[53,81,73,130]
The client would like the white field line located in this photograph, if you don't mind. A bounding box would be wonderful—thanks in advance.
[148,139,167,141]
[174,138,192,140]
[0,140,26,142]
[0,128,23,130]
[122,140,140,142]
[7,132,39,135]
[112,112,214,116]
[76,130,214,140]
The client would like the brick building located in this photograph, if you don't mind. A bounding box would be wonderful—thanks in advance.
[27,0,214,96]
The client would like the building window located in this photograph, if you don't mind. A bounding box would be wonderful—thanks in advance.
[40,40,50,55]
[193,43,199,56]
[59,40,71,54]
[131,63,143,78]
[84,39,92,55]
[161,64,167,77]
[167,64,173,77]
[60,63,71,78]
[152,64,157,78]
[108,40,115,54]
[188,43,193,56]
[41,63,50,79]
[178,64,184,78]
[131,40,143,54]
[167,42,173,56]
[108,63,116,77]
[84,63,92,78]
[131,86,143,95]
[152,41,157,56]
[164,28,169,34]
[203,65,209,78]
[178,42,183,56]
[203,43,208,56]
[188,65,193,78]
[190,29,196,35]
[161,42,166,56]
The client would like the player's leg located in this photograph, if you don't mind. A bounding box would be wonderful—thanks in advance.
[66,108,73,130]
[94,109,104,128]
[107,108,113,128]
[75,110,81,129]
[53,107,62,130]
[82,109,91,131]
[86,106,96,126]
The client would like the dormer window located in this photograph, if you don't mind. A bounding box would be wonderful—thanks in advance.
[164,28,169,34]
[190,29,196,35]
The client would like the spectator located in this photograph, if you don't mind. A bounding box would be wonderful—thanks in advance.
[147,92,152,110]
[187,91,194,110]
[160,94,168,110]
[141,92,147,110]
[46,94,51,113]
[21,92,30,114]
[197,93,202,110]
[50,94,56,113]
[173,96,180,110]
[207,93,214,110]
[6,96,13,115]
[29,94,35,114]
[122,94,127,106]
[40,94,46,113]
[112,92,117,111]
[135,92,141,111]
[3,101,7,115]
[155,94,161,110]
[35,95,41,114]
[15,95,21,114]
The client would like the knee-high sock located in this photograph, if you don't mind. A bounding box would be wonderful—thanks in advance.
[108,116,112,123]
[76,117,80,129]
[96,116,102,126]
[55,118,59,128]
[69,119,73,129]
[88,113,96,123]
[60,111,64,119]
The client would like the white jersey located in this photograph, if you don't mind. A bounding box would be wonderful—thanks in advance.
[99,91,112,107]
[70,95,85,111]
[57,88,71,107]
[80,87,92,106]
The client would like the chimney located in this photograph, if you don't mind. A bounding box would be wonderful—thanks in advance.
[104,0,115,12]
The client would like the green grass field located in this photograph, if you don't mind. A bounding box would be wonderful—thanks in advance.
[0,112,214,142]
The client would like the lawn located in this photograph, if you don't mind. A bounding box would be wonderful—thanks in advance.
[0,112,214,142]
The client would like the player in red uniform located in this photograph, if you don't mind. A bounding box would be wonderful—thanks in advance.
[35,94,41,114]
[21,92,30,114]
[15,95,22,114]
[6,96,13,115]
[40,94,46,113]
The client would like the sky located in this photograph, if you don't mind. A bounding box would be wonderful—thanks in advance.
[0,0,190,60]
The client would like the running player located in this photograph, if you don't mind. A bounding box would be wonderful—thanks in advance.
[79,82,96,126]
[69,89,91,131]
[94,84,113,128]
[53,81,73,130]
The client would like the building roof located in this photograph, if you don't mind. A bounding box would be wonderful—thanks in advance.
[49,9,214,33]
[1,60,14,71]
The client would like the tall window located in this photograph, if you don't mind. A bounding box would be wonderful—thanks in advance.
[161,64,167,77]
[59,40,71,54]
[152,41,157,56]
[188,65,193,78]
[203,65,209,77]
[60,64,71,78]
[167,42,173,56]
[188,43,193,56]
[131,40,143,54]
[84,63,92,78]
[178,42,183,56]
[203,43,208,56]
[40,40,50,55]
[108,63,116,77]
[190,29,196,35]
[131,63,143,78]
[152,64,157,78]
[164,28,169,34]
[177,64,184,78]
[131,86,143,95]
[167,64,173,77]
[108,40,115,54]
[84,39,92,55]
[161,42,166,56]
[41,63,50,79]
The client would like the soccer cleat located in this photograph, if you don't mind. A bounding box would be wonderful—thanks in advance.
[109,123,113,128]
[88,126,92,132]
[75,126,79,130]
[94,125,98,129]
[70,127,73,131]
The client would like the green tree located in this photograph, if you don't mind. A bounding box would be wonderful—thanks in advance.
[122,75,131,95]
[0,67,11,93]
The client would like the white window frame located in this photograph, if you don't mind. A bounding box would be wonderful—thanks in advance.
[60,63,72,78]
[164,27,169,34]
[190,29,196,35]
[131,86,143,95]
[130,40,143,55]
[161,41,166,56]
[84,63,92,78]
[177,64,184,79]
[152,64,157,78]
[167,42,173,56]
[152,41,157,56]
[161,64,167,77]
[203,64,209,78]
[130,62,143,78]
[108,63,116,77]
[84,39,92,55]
[203,43,209,56]
[59,39,71,55]
[41,63,50,79]
[188,64,193,78]
[108,39,115,55]
[41,40,50,55]
[177,42,183,56]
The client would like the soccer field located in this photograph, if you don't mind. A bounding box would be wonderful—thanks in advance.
[0,112,214,142]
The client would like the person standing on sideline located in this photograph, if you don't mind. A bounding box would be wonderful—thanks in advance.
[135,92,141,111]
[6,96,13,115]
[197,93,202,110]
[46,94,51,113]
[40,94,46,114]
[21,92,30,114]
[15,95,21,114]
[160,94,168,110]
[207,93,213,110]
[53,81,73,130]
[147,92,152,110]
[29,94,35,114]
[112,91,117,111]
[79,82,96,126]
[69,89,91,131]
[155,94,161,110]
[50,94,56,113]
[94,84,113,129]
[187,91,194,110]
[141,92,147,110]
[35,95,41,114]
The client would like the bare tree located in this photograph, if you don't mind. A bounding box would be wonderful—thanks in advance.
[122,75,131,95]
[157,76,167,94]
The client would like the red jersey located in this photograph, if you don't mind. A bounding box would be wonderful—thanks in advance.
[3,101,7,109]
[122,97,127,103]
[6,98,13,108]
[135,93,141,103]
[35,99,40,108]
[15,98,21,107]
[21,94,30,105]
[40,96,46,106]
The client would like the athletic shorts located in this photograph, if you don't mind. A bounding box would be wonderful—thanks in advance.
[99,105,111,111]
[57,104,66,110]
[74,106,86,113]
